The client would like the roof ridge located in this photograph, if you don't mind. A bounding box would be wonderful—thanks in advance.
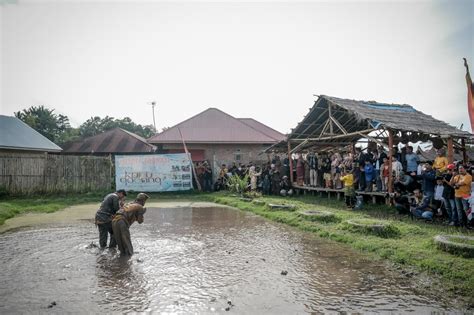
[118,128,156,149]
[148,107,278,143]
[237,117,285,141]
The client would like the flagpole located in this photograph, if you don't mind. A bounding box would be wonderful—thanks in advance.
[178,127,202,191]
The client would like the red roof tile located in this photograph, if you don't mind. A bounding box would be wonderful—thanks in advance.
[148,108,283,144]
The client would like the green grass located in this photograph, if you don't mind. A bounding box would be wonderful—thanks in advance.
[202,192,474,305]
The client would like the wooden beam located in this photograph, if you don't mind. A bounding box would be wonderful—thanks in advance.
[288,141,294,183]
[290,128,375,142]
[358,132,387,149]
[290,139,309,153]
[330,116,348,134]
[388,129,394,194]
[461,138,468,164]
[328,103,334,134]
[447,137,454,164]
[318,119,330,139]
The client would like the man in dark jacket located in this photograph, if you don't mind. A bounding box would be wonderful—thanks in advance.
[95,189,127,249]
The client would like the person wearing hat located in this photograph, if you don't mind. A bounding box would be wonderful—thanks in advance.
[112,193,149,256]
[95,189,127,249]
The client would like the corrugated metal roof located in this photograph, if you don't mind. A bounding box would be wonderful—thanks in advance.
[0,115,62,152]
[148,108,283,144]
[62,128,156,154]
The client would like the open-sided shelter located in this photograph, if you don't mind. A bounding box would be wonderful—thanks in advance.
[271,95,472,192]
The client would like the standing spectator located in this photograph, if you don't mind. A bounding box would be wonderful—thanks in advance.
[304,158,310,186]
[364,160,375,192]
[307,150,318,187]
[271,165,282,195]
[296,155,305,185]
[249,165,261,191]
[381,157,390,191]
[433,148,449,175]
[262,165,271,195]
[321,154,332,188]
[202,161,213,192]
[392,156,403,181]
[450,165,472,228]
[341,168,355,208]
[405,146,419,173]
[331,152,342,189]
[373,147,387,191]
[443,164,458,226]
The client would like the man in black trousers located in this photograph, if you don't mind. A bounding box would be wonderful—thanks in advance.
[95,189,127,249]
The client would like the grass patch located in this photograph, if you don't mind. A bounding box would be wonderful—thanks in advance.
[202,191,474,305]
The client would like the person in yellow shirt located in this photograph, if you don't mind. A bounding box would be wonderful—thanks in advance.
[450,165,472,227]
[341,168,355,208]
[433,148,449,175]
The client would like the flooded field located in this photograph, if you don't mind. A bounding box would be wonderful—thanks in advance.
[0,204,464,313]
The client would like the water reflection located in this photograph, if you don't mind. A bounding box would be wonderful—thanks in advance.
[0,206,463,313]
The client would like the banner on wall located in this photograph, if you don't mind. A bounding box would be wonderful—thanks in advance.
[115,154,193,192]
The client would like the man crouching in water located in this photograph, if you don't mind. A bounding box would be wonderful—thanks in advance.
[112,193,149,256]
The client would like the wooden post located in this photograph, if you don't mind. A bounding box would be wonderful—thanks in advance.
[288,141,294,184]
[447,137,454,164]
[387,129,394,194]
[461,138,468,164]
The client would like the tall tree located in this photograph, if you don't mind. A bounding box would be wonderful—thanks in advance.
[79,116,155,139]
[14,106,77,145]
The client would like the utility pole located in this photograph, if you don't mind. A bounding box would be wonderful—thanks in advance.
[151,101,157,132]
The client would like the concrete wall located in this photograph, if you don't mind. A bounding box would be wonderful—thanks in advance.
[160,143,272,178]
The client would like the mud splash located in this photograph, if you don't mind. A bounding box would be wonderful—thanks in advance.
[0,205,464,313]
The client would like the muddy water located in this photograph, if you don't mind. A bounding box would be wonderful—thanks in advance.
[0,205,460,313]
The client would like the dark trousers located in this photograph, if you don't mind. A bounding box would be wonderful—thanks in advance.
[112,219,134,256]
[98,222,116,248]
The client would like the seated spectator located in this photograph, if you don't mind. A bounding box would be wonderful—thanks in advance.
[433,148,449,175]
[280,176,293,196]
[394,171,416,193]
[341,168,355,208]
[393,190,411,215]
[412,162,436,199]
[410,189,434,220]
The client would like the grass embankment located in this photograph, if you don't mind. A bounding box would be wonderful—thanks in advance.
[203,192,474,303]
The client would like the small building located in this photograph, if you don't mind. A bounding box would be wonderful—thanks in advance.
[0,115,62,153]
[62,128,156,155]
[147,108,285,167]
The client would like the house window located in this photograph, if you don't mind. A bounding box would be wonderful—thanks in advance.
[234,149,241,161]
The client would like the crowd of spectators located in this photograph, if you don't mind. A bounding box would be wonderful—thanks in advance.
[193,145,474,228]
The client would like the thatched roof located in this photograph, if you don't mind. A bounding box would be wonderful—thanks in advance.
[266,95,472,153]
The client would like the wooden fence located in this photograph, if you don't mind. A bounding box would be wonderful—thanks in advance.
[0,152,112,194]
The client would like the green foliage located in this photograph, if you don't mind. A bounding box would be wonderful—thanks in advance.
[226,175,250,194]
[14,105,79,145]
[79,116,155,138]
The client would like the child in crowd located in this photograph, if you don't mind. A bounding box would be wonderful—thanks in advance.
[341,168,355,208]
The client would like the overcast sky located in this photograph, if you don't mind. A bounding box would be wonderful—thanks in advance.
[1,0,473,135]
